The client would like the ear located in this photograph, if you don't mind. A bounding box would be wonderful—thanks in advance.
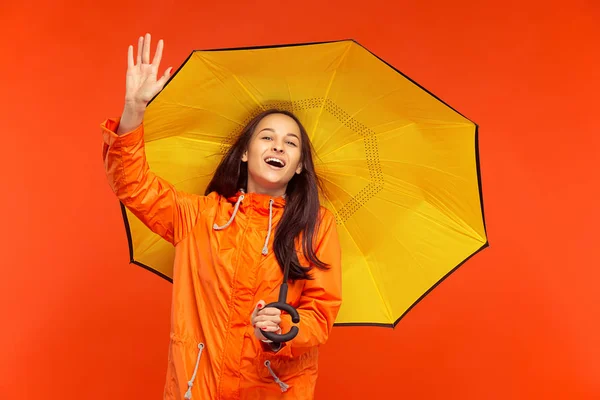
[241,150,248,162]
[295,162,303,174]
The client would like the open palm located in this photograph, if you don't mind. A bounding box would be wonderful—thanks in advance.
[125,33,172,107]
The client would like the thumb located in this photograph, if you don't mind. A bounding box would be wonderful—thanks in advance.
[252,300,266,317]
[156,66,173,88]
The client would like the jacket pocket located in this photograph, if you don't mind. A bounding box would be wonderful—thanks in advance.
[256,346,317,382]
[164,333,205,400]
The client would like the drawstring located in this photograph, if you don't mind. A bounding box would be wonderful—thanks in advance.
[213,193,276,256]
[262,199,274,255]
[264,360,289,392]
[184,343,205,400]
[213,195,244,230]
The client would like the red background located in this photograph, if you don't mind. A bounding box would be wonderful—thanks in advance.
[1,0,598,398]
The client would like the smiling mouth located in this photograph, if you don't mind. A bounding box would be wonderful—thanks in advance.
[265,157,286,168]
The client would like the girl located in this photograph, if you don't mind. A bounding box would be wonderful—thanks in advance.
[101,33,342,399]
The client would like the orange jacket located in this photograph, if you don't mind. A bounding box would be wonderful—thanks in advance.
[101,117,342,399]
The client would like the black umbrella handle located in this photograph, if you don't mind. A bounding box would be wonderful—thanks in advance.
[261,283,301,344]
[261,302,300,343]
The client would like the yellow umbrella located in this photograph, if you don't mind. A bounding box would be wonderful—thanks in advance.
[121,39,488,327]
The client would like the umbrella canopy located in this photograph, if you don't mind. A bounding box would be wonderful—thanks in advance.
[120,39,488,326]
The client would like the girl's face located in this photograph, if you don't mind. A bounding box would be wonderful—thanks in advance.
[242,113,303,196]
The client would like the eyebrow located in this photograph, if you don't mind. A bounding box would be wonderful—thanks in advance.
[258,128,300,140]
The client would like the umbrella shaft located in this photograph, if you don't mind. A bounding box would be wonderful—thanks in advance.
[278,283,288,304]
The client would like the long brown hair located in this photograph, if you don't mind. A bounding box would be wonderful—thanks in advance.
[205,109,329,280]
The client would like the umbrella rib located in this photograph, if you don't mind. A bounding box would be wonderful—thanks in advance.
[196,54,262,114]
[362,202,426,270]
[320,177,484,322]
[311,68,337,136]
[312,44,352,152]
[316,122,415,160]
[347,88,470,126]
[420,193,485,241]
[319,158,468,182]
[314,86,405,155]
[348,88,404,120]
[285,76,293,106]
[379,174,484,240]
[317,171,419,275]
[319,172,432,213]
[318,171,427,207]
[232,74,264,110]
[325,178,428,273]
[317,172,483,322]
[337,211,395,324]
[377,193,486,243]
[316,167,370,178]
[316,121,472,160]
[319,167,440,214]
[358,201,429,318]
[133,233,167,259]
[159,102,245,127]
[317,174,369,201]
[158,134,227,146]
[318,167,481,240]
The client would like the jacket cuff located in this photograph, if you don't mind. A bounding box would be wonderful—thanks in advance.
[261,340,285,353]
[100,117,144,148]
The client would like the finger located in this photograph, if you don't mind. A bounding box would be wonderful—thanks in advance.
[257,307,281,316]
[254,319,276,327]
[255,314,280,324]
[253,315,282,325]
[254,320,281,330]
[143,33,151,64]
[152,39,164,67]
[155,67,172,88]
[127,45,134,68]
[254,320,279,329]
[136,36,143,65]
[259,325,281,333]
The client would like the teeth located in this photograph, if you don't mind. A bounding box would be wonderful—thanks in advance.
[266,158,284,166]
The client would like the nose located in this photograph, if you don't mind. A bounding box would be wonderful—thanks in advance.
[272,143,284,153]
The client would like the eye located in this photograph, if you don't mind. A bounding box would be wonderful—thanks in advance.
[261,136,273,141]
[287,141,298,147]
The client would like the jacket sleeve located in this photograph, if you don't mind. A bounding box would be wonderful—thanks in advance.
[265,209,343,358]
[101,117,210,245]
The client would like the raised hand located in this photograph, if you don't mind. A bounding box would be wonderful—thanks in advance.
[117,33,172,135]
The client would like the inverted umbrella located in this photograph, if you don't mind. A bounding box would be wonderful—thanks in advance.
[119,39,488,330]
